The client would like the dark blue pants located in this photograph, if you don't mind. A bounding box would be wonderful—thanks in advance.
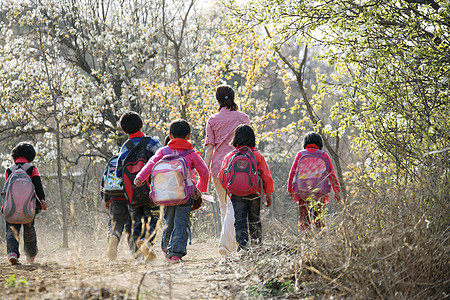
[161,198,193,259]
[108,200,133,250]
[129,204,159,253]
[6,219,37,258]
[231,195,262,250]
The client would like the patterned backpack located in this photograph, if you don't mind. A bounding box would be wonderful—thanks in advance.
[122,137,152,207]
[222,147,262,197]
[2,163,36,224]
[149,147,195,206]
[101,155,124,197]
[293,150,331,199]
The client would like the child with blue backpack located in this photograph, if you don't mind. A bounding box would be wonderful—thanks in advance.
[2,142,47,265]
[116,111,162,262]
[219,124,274,250]
[134,119,209,263]
[287,131,341,231]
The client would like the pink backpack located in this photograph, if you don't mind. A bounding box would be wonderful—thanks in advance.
[2,163,36,224]
[293,150,331,199]
[149,147,195,206]
[223,147,262,197]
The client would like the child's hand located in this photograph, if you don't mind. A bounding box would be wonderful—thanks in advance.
[134,177,143,187]
[105,201,111,209]
[265,193,272,207]
[40,199,48,210]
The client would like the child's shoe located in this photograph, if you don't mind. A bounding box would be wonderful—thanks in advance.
[8,252,18,265]
[26,256,35,264]
[107,236,119,261]
[135,255,145,264]
[170,256,182,264]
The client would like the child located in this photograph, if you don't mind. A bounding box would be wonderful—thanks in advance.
[219,124,274,250]
[287,131,341,231]
[134,119,209,263]
[116,111,162,262]
[100,155,132,261]
[3,142,47,265]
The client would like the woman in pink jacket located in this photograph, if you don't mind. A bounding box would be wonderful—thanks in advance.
[204,85,250,256]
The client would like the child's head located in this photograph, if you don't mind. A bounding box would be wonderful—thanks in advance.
[119,111,143,134]
[231,124,255,147]
[303,131,323,149]
[169,119,191,140]
[11,142,36,162]
[216,85,238,111]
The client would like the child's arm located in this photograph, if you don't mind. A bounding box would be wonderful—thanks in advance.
[287,153,301,196]
[191,153,210,193]
[134,149,163,186]
[255,151,274,195]
[322,152,341,202]
[31,167,47,210]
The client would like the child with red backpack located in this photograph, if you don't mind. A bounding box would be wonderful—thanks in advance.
[134,119,209,263]
[219,125,274,250]
[287,131,341,231]
[116,112,162,263]
[2,142,47,265]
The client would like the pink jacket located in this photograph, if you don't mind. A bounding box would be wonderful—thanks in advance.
[135,139,209,193]
[205,108,250,178]
[287,145,340,204]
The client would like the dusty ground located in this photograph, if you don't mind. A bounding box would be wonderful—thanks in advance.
[0,234,241,300]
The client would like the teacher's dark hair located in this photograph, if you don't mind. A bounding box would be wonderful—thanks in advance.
[216,85,238,111]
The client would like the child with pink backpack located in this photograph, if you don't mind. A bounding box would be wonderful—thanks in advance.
[287,131,341,231]
[134,119,209,263]
[219,125,274,250]
[2,142,48,265]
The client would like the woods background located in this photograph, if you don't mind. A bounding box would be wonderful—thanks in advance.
[0,0,448,298]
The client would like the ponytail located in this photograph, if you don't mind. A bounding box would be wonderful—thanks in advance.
[216,85,238,111]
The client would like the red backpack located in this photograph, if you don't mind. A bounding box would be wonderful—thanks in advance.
[293,150,331,199]
[222,147,262,197]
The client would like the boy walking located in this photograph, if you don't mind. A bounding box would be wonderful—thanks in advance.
[134,119,209,263]
[116,112,162,262]
[2,142,48,264]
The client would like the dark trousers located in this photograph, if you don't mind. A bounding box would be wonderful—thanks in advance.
[108,200,133,250]
[231,194,262,250]
[161,198,193,259]
[129,204,159,253]
[6,219,37,258]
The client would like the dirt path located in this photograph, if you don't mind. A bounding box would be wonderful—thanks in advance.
[0,237,238,299]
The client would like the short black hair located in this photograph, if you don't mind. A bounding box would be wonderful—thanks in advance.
[169,119,191,139]
[303,131,323,149]
[119,111,142,134]
[11,142,36,162]
[231,124,255,147]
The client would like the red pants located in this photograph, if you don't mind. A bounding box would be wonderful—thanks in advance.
[297,198,325,230]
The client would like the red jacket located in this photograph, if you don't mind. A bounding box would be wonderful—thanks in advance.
[219,146,274,196]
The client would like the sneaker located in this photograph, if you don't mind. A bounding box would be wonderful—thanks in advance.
[170,256,182,263]
[135,255,145,264]
[107,236,119,261]
[26,256,35,263]
[8,252,18,265]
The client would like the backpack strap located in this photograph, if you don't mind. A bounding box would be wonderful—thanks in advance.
[7,163,35,177]
[123,136,151,162]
